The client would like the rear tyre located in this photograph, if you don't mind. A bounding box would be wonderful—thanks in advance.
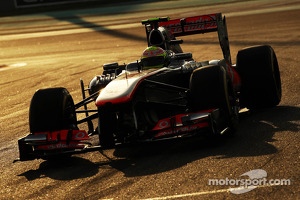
[29,87,77,133]
[236,45,281,109]
[189,65,238,137]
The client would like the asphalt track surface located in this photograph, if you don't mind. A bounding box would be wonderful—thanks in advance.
[0,0,299,199]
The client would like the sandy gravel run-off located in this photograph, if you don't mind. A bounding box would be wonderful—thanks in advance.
[0,0,299,199]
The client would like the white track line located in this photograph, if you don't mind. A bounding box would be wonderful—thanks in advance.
[139,184,281,200]
[140,188,230,200]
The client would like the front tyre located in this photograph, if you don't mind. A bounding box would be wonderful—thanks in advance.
[29,87,77,133]
[236,45,281,109]
[189,65,238,137]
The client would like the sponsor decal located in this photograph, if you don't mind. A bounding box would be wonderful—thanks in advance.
[155,123,208,138]
[74,131,87,139]
[158,120,170,129]
[35,141,85,150]
[46,142,82,150]
[160,14,218,34]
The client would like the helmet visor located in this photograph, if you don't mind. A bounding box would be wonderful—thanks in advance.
[141,56,165,68]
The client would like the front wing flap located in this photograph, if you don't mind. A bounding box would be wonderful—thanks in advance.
[16,129,90,161]
[150,108,227,139]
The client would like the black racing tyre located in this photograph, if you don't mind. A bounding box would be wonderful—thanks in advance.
[236,45,281,109]
[189,65,238,136]
[29,87,77,133]
[98,107,116,149]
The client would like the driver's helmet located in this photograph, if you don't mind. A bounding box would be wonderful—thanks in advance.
[141,46,168,69]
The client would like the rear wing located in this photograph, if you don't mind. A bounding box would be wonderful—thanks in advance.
[159,13,220,37]
[142,13,232,64]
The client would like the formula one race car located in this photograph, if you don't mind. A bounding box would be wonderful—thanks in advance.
[16,13,281,161]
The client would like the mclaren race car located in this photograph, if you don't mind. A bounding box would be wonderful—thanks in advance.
[16,13,281,161]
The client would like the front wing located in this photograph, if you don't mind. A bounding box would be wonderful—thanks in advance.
[16,109,228,161]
